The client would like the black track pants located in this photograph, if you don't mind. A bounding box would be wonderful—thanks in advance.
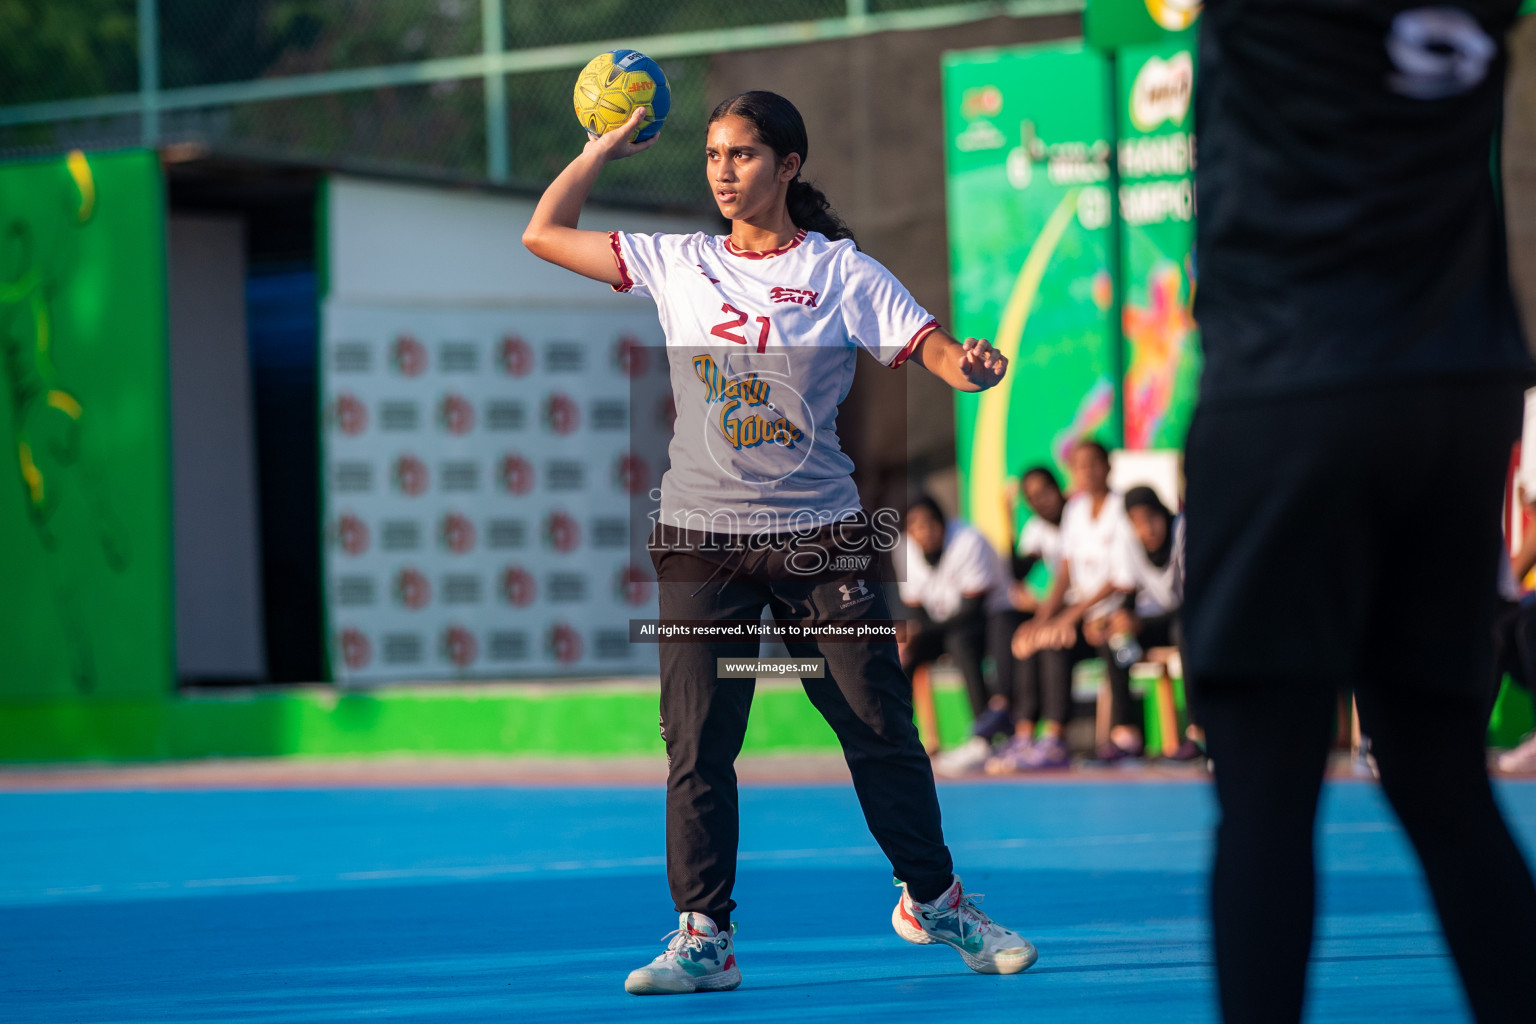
[651,528,955,930]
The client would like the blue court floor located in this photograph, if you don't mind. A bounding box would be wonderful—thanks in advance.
[2,776,1533,1024]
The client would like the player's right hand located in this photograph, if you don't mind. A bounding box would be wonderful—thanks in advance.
[586,106,660,162]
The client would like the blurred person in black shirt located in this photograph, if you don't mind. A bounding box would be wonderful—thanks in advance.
[1186,3,1536,1022]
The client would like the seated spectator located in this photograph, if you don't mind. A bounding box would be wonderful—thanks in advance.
[1094,486,1199,762]
[985,466,1069,773]
[896,495,1012,774]
[1007,439,1133,769]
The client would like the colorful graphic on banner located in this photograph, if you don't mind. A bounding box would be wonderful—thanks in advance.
[943,43,1118,552]
[320,303,662,683]
[1086,0,1203,49]
[1117,31,1200,450]
[0,150,173,698]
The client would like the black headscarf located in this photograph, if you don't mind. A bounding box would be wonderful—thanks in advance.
[1124,486,1173,567]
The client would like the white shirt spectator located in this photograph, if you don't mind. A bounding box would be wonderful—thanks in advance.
[1126,515,1185,618]
[1059,491,1134,620]
[900,521,1012,621]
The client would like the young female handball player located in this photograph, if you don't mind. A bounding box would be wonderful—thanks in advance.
[524,90,1034,995]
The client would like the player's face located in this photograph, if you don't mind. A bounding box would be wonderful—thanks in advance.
[1022,475,1064,524]
[1069,446,1110,495]
[906,508,945,559]
[705,115,798,222]
[1128,505,1168,553]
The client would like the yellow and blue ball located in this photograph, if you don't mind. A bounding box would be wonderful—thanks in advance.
[573,49,670,143]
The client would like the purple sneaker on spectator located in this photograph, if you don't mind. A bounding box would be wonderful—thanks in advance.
[984,734,1034,774]
[1020,734,1070,770]
[1091,739,1144,764]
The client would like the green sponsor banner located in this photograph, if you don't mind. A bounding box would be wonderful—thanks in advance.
[0,150,173,699]
[1116,31,1200,449]
[943,42,1117,554]
[1086,0,1202,50]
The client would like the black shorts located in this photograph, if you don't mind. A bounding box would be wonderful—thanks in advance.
[1183,377,1523,697]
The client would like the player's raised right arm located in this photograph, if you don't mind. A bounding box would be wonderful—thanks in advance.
[522,105,657,285]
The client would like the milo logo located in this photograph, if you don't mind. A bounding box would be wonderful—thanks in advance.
[1130,51,1193,132]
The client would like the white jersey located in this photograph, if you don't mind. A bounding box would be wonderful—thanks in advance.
[1059,491,1134,620]
[611,228,937,532]
[898,521,1012,621]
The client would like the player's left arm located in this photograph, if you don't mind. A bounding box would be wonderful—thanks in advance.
[912,329,1007,392]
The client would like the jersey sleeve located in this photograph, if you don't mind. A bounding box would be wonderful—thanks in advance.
[1018,518,1043,557]
[949,531,1002,596]
[1108,518,1139,591]
[839,248,939,368]
[610,231,687,300]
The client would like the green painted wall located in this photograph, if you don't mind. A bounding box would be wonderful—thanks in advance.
[0,149,173,700]
[0,683,979,762]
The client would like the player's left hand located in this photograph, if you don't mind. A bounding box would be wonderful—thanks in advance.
[958,337,1006,390]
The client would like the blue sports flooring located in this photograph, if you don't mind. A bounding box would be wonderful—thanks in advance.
[2,778,1534,1023]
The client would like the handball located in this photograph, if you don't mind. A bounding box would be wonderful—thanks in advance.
[573,49,670,143]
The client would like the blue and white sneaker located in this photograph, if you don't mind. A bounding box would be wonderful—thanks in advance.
[624,912,741,995]
[892,876,1037,975]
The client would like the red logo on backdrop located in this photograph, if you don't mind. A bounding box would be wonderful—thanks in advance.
[545,510,580,553]
[500,454,534,495]
[614,452,649,495]
[500,334,533,377]
[439,392,475,435]
[547,622,584,664]
[392,334,427,377]
[393,454,429,496]
[336,514,370,555]
[333,393,368,436]
[613,334,648,377]
[769,286,820,308]
[544,392,580,435]
[394,567,431,609]
[655,395,676,431]
[340,628,371,670]
[442,625,478,667]
[500,566,536,606]
[615,564,652,606]
[440,511,476,554]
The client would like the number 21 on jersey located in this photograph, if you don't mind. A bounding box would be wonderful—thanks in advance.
[710,303,771,353]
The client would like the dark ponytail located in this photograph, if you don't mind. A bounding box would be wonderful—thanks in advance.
[708,90,857,246]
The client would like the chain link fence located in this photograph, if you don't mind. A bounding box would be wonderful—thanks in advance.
[0,0,1072,208]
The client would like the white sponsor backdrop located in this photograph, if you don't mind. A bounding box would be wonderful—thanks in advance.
[320,176,707,683]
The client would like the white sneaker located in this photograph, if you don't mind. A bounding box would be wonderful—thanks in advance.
[623,912,740,995]
[1497,734,1536,774]
[936,736,994,777]
[892,875,1038,975]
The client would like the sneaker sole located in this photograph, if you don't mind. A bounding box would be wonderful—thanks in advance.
[892,902,1038,975]
[624,965,741,995]
[959,939,1038,975]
